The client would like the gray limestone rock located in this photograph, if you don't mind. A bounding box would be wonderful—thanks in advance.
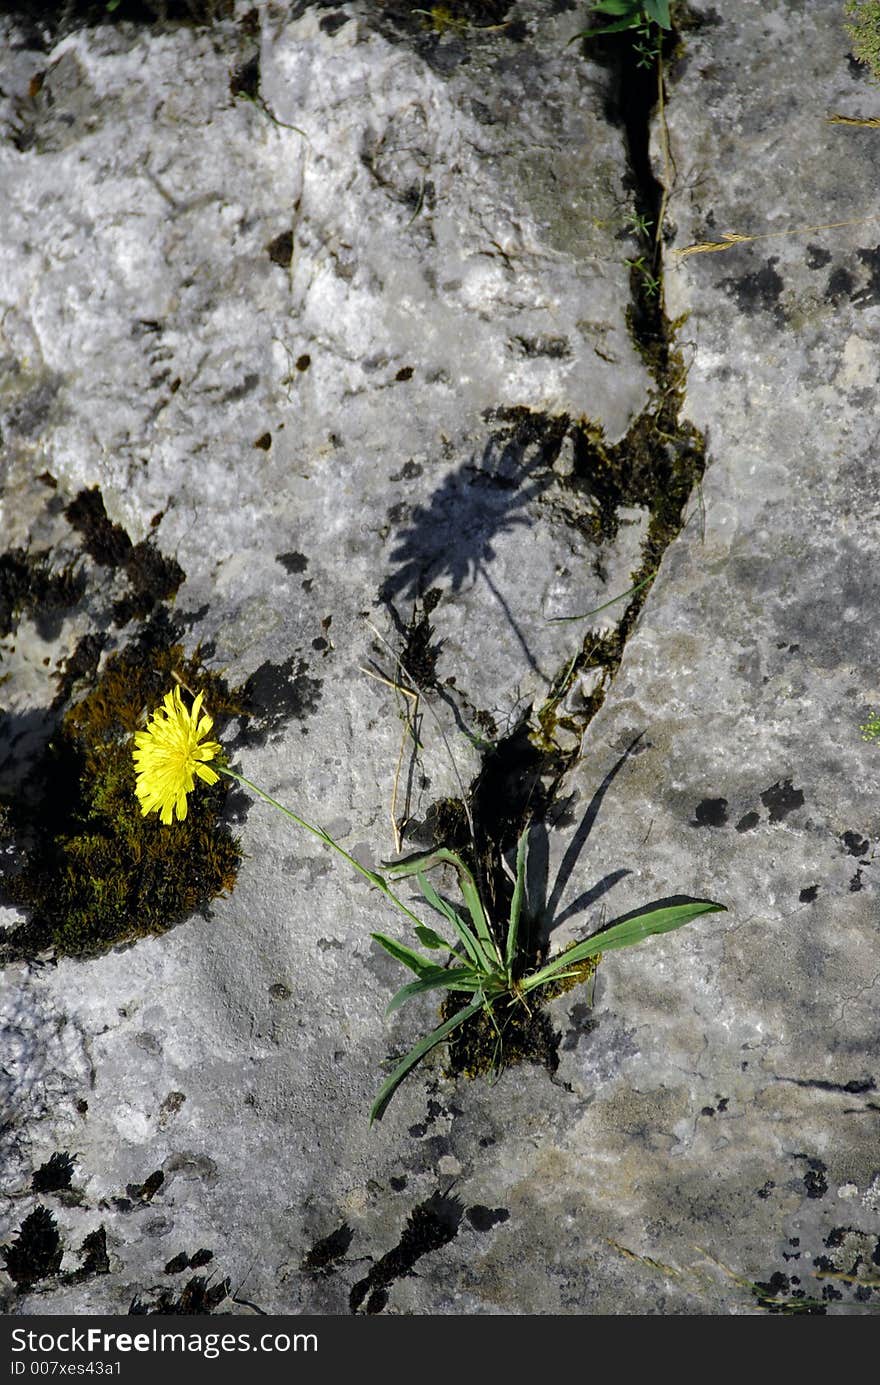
[1,0,878,1317]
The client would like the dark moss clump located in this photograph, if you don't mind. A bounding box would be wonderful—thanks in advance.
[441,951,600,1080]
[130,1274,231,1316]
[349,1193,463,1315]
[400,588,442,690]
[1,619,243,960]
[0,548,85,640]
[1,1206,63,1289]
[78,1227,110,1277]
[301,1222,354,1277]
[32,1151,75,1194]
[64,487,184,624]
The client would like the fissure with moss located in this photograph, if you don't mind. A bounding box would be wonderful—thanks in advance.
[407,8,711,1081]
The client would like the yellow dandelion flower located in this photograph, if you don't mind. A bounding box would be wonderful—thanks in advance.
[133,686,222,826]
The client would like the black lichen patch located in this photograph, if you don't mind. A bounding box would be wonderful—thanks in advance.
[825,265,856,305]
[64,487,183,624]
[266,229,293,267]
[301,1222,354,1277]
[276,550,309,575]
[130,1274,231,1316]
[230,51,260,101]
[853,245,880,308]
[721,257,785,326]
[1,1206,63,1289]
[0,548,85,641]
[129,1170,165,1203]
[32,1151,75,1194]
[112,542,184,626]
[841,830,870,857]
[349,1193,463,1314]
[799,884,819,904]
[735,810,760,833]
[805,244,832,270]
[692,796,728,827]
[512,333,571,359]
[802,1161,829,1201]
[320,11,350,37]
[78,1227,110,1277]
[760,779,804,823]
[751,1269,825,1315]
[65,487,132,567]
[235,655,323,746]
[466,1204,509,1232]
[0,620,243,960]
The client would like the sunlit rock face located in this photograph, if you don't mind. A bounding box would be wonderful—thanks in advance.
[1,0,877,1316]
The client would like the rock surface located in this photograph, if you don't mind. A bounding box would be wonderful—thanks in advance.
[1,0,878,1316]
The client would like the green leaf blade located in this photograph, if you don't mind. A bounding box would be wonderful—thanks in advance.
[523,899,725,992]
[505,828,529,974]
[644,0,671,29]
[386,968,481,1017]
[415,871,489,971]
[369,999,484,1125]
[371,932,435,978]
[414,923,449,951]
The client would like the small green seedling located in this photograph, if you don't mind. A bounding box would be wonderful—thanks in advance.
[370,832,724,1122]
[845,1,880,84]
[625,210,654,240]
[570,0,671,43]
[861,709,880,741]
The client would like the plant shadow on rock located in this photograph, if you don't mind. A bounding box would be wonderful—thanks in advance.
[381,407,568,695]
[382,406,566,601]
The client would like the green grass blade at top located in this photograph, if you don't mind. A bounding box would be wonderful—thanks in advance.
[505,828,529,974]
[369,998,485,1124]
[371,932,435,978]
[416,870,492,972]
[386,967,482,1017]
[644,0,671,28]
[414,922,449,950]
[593,0,639,15]
[386,847,500,967]
[522,899,725,993]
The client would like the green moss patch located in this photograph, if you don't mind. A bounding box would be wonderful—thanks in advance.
[442,951,600,1080]
[1,614,243,960]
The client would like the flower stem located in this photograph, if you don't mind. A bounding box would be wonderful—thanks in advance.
[218,767,425,929]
